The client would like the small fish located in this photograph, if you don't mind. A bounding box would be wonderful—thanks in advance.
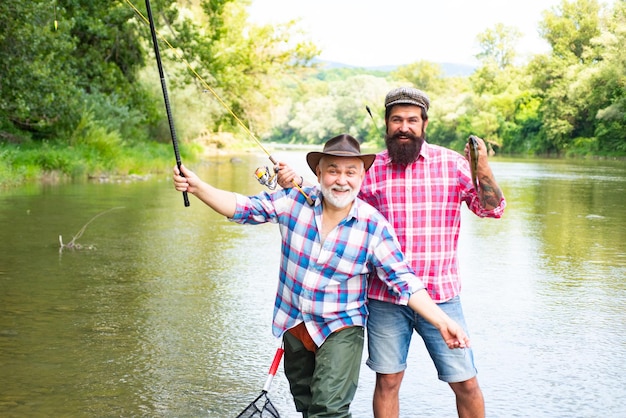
[468,135,479,191]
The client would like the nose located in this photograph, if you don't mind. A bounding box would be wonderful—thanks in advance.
[335,173,348,185]
[398,120,411,132]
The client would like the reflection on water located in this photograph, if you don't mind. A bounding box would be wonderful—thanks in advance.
[1,154,625,417]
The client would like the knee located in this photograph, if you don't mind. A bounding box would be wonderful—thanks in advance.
[450,377,482,398]
[375,372,404,394]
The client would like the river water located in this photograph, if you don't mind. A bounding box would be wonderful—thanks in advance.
[1,151,625,417]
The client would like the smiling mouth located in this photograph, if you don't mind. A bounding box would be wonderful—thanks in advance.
[331,188,351,196]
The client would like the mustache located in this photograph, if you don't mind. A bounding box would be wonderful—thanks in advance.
[330,185,352,192]
[388,131,420,142]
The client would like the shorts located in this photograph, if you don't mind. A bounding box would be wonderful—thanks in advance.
[366,296,477,383]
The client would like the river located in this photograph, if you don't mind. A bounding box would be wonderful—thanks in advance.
[1,151,624,417]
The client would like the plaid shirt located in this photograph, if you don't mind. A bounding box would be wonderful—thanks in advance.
[360,142,506,303]
[229,186,424,347]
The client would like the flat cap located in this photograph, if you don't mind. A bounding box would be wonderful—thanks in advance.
[384,87,430,112]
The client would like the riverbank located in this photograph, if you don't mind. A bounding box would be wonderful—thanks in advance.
[0,137,326,189]
[2,137,624,190]
[0,139,205,189]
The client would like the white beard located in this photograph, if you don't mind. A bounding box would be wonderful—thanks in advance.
[321,184,358,209]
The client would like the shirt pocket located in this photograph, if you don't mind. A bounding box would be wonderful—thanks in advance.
[319,244,369,284]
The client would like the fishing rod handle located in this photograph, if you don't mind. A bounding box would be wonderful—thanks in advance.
[177,162,190,207]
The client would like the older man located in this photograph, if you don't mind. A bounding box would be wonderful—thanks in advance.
[173,133,470,418]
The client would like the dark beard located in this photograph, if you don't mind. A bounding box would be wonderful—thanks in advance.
[385,131,424,165]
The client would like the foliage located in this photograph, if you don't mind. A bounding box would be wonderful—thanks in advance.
[0,0,82,138]
[476,23,522,69]
[1,0,625,188]
[391,61,447,95]
[264,0,625,157]
[266,74,393,146]
[159,0,319,136]
[0,131,196,187]
[0,0,319,185]
[539,0,602,63]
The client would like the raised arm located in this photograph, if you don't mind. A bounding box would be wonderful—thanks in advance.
[173,165,237,217]
[407,290,471,349]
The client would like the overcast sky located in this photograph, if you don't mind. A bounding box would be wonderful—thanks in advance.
[247,0,583,67]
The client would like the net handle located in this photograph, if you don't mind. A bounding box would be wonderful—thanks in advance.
[262,347,284,392]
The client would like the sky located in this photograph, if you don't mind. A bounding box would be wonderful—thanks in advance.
[247,0,567,67]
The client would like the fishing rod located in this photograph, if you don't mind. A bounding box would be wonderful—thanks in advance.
[366,105,383,138]
[144,0,189,207]
[124,0,313,205]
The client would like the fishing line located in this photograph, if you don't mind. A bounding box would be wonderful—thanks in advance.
[122,0,313,205]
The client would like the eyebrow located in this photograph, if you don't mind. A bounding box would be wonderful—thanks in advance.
[390,115,421,121]
[327,164,359,170]
[326,161,360,170]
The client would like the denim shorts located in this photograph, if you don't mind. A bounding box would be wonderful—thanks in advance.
[366,296,477,383]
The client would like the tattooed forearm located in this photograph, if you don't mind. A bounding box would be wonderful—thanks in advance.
[478,175,504,209]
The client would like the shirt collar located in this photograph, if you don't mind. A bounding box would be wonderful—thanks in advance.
[312,186,363,222]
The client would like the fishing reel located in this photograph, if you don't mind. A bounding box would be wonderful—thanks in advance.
[255,166,278,190]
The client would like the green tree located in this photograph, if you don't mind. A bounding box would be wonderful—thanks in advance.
[163,0,319,137]
[539,0,602,63]
[457,24,530,154]
[528,0,609,154]
[391,61,446,95]
[0,0,82,138]
[0,0,159,142]
[476,23,522,69]
[586,0,626,153]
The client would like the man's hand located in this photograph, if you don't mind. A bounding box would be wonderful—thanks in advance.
[439,320,471,350]
[275,162,303,189]
[463,135,487,164]
[173,164,201,193]
[172,165,237,217]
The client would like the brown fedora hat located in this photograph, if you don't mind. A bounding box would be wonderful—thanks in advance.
[306,134,376,174]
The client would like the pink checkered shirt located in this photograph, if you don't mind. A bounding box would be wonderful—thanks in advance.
[360,142,506,303]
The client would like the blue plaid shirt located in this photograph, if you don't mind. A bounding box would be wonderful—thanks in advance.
[230,185,424,346]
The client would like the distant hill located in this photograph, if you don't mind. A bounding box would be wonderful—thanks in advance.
[314,59,476,77]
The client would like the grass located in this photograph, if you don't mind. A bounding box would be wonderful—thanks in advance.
[0,138,202,189]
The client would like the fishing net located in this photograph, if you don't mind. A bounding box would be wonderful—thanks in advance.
[235,347,284,418]
[235,391,280,418]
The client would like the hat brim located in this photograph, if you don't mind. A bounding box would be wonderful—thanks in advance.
[385,99,428,110]
[306,151,376,174]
